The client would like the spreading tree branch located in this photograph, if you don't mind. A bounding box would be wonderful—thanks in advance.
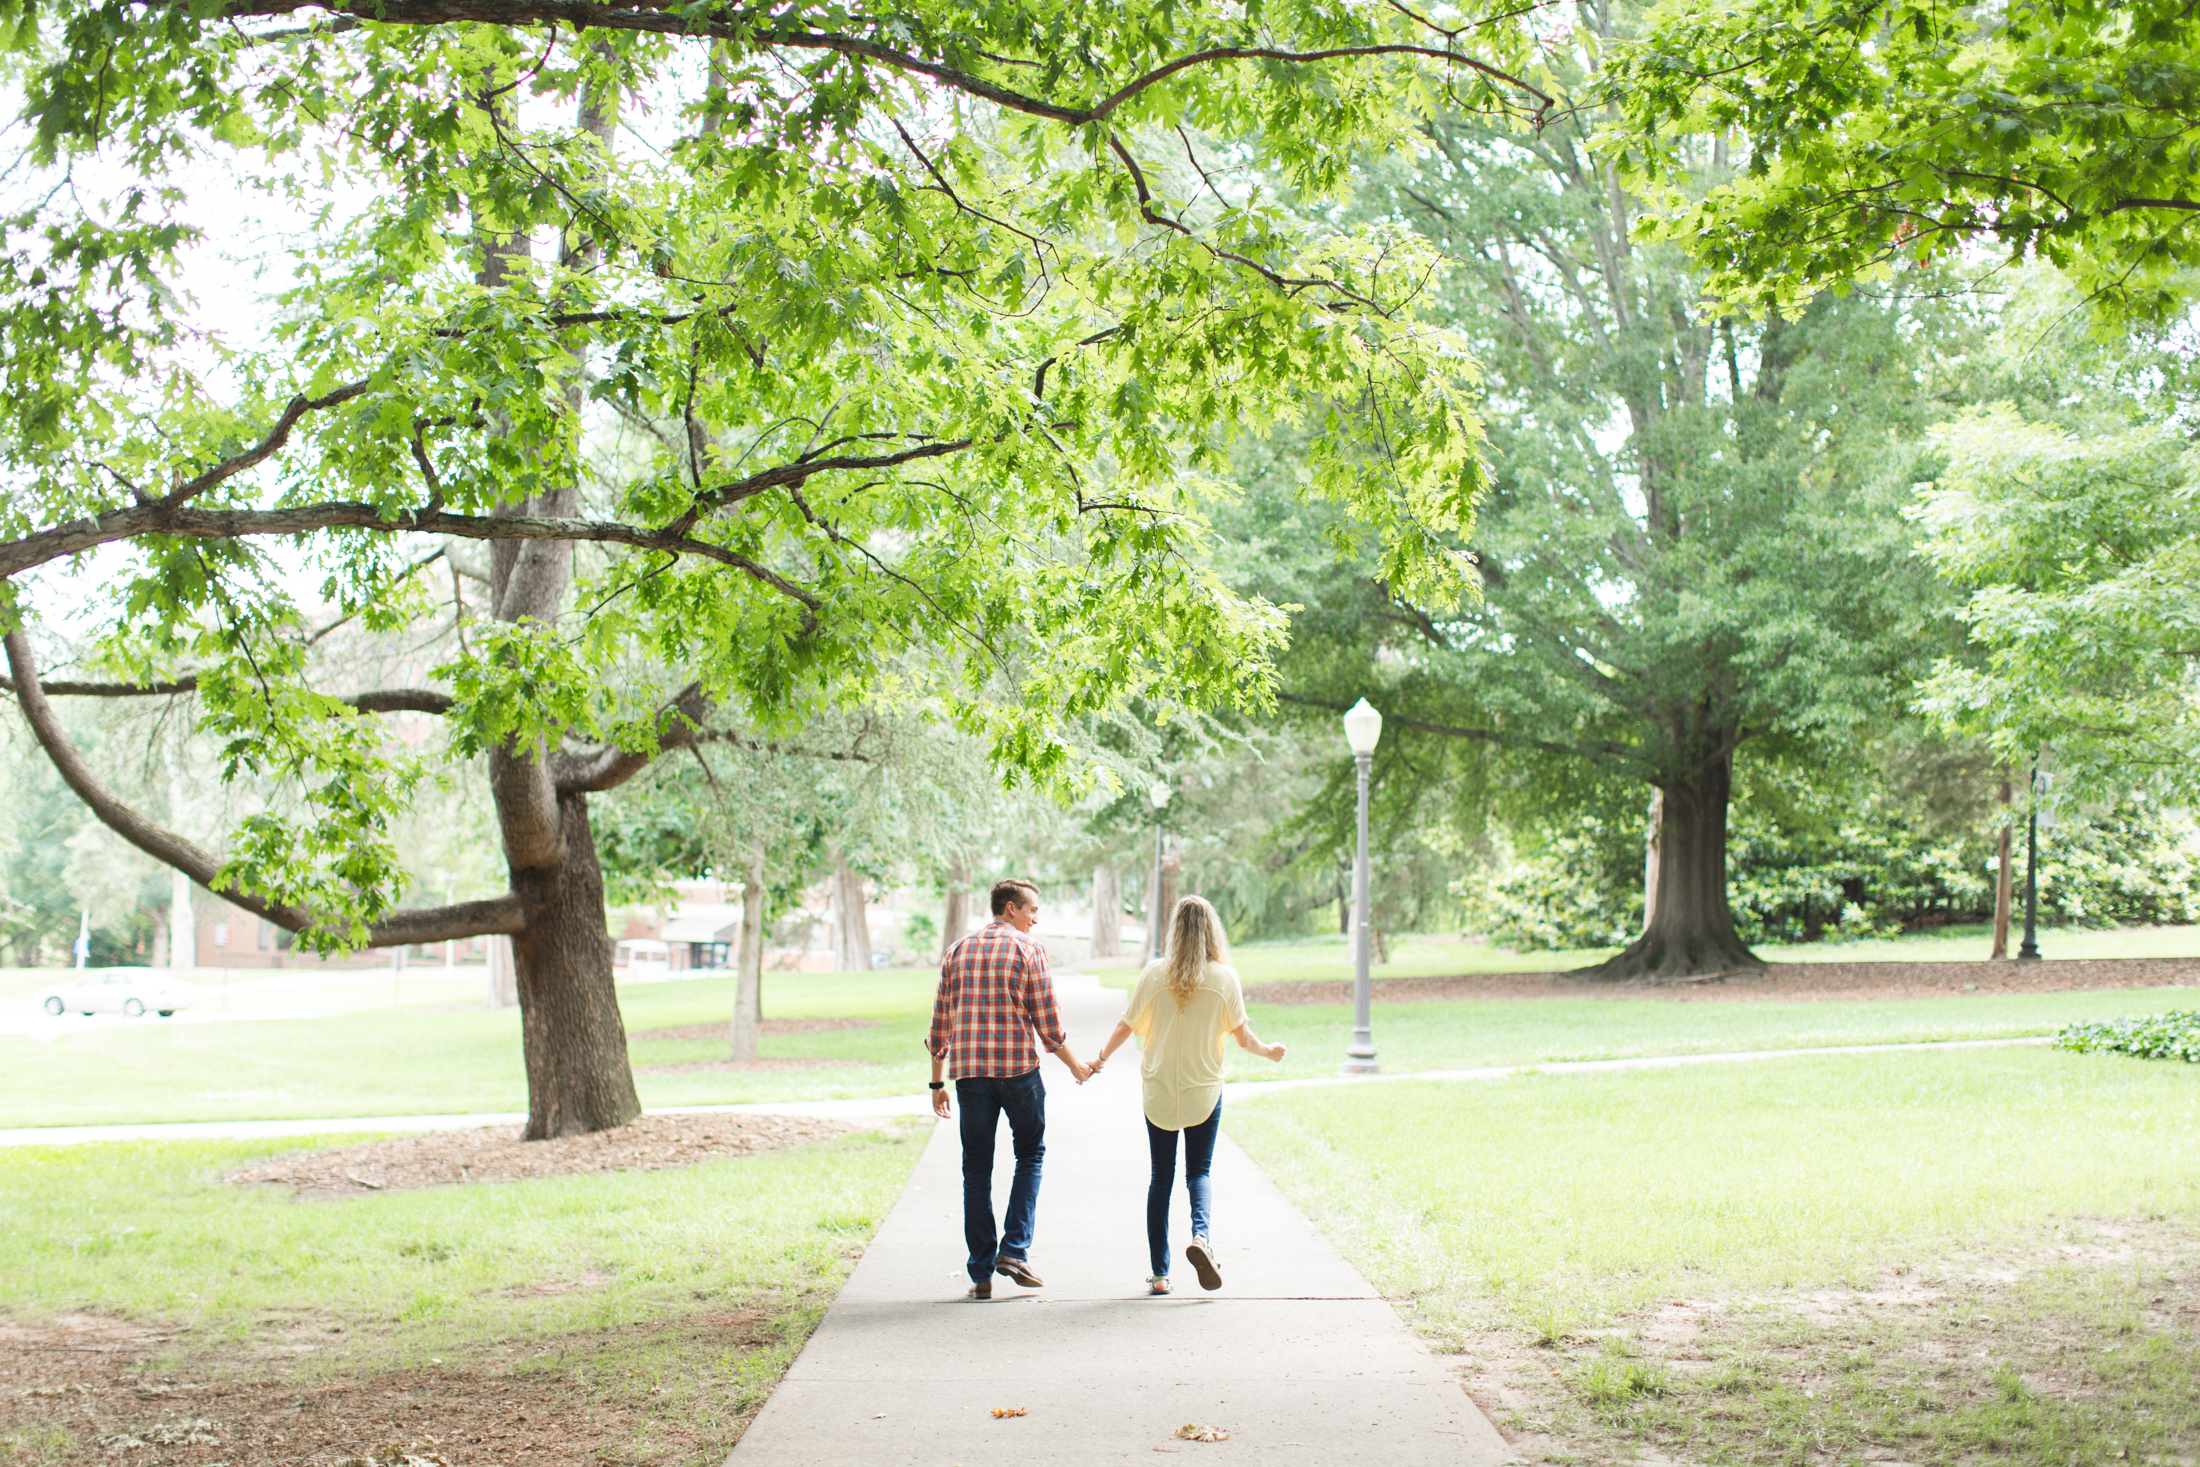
[0,673,455,714]
[2,629,520,943]
[216,1,1553,127]
[551,680,712,793]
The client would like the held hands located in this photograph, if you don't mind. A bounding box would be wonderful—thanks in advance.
[1070,1059,1095,1084]
[1265,1042,1287,1063]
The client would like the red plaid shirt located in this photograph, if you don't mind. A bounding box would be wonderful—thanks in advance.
[926,921,1066,1079]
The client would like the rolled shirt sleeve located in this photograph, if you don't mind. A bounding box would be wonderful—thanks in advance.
[1021,946,1068,1053]
[925,962,958,1060]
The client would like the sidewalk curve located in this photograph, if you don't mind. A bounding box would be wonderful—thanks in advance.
[722,971,1509,1467]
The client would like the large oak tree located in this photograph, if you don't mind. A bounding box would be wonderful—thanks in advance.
[0,0,1538,1133]
[1239,21,1971,979]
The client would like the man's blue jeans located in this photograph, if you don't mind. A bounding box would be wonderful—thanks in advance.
[956,1069,1046,1285]
[1145,1097,1221,1278]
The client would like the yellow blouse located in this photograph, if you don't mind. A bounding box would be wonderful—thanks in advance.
[1122,959,1248,1131]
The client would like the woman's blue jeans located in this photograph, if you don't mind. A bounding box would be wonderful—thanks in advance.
[1145,1097,1221,1277]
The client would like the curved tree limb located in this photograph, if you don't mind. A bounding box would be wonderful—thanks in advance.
[551,680,712,793]
[0,501,819,611]
[0,674,454,715]
[1275,691,1640,770]
[215,0,1552,127]
[2,628,521,943]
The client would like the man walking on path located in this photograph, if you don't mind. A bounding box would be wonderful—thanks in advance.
[928,878,1092,1300]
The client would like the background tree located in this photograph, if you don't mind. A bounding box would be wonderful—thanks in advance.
[1239,41,1973,978]
[1610,0,2200,322]
[1908,278,2200,804]
[0,3,1539,1134]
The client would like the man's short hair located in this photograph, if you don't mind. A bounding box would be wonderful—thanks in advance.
[990,879,1040,917]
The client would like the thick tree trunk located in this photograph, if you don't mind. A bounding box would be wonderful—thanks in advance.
[832,856,873,971]
[1089,866,1122,957]
[509,792,640,1139]
[941,863,971,959]
[485,935,518,1009]
[1155,835,1180,949]
[1642,788,1662,927]
[731,845,765,1061]
[1576,751,1763,981]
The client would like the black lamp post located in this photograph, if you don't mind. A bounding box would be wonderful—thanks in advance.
[2017,760,2042,962]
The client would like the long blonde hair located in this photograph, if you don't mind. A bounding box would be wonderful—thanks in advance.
[1162,895,1231,1009]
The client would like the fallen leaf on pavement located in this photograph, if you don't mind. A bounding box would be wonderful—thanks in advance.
[991,1406,1028,1418]
[1174,1423,1230,1441]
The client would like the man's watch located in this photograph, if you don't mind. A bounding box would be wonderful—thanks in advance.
[928,1081,946,1091]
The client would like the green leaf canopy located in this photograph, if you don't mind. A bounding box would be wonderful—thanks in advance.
[0,0,1543,942]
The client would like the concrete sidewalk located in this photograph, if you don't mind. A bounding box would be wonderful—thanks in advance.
[724,971,1510,1466]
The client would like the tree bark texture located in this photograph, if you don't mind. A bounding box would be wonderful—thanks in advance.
[485,935,518,1009]
[1156,836,1181,949]
[1578,750,1764,981]
[1089,866,1122,958]
[1642,788,1662,927]
[832,856,873,971]
[478,77,641,1140]
[731,845,765,1061]
[508,792,640,1138]
[941,865,971,959]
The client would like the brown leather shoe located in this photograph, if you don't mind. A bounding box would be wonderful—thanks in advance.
[995,1256,1044,1288]
[965,1281,993,1300]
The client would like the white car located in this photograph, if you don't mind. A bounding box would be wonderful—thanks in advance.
[36,968,194,1018]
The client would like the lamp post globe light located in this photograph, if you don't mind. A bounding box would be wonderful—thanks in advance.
[1342,698,1382,1076]
[1148,780,1173,962]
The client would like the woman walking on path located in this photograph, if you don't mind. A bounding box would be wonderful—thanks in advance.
[1091,895,1287,1295]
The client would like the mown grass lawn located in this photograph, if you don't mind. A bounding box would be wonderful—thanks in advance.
[1234,1045,2200,1465]
[1227,986,2200,1085]
[8,959,2200,1128]
[0,1124,925,1465]
[0,970,941,1128]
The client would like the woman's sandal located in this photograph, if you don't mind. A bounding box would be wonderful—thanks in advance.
[1147,1276,1173,1295]
[1185,1237,1222,1292]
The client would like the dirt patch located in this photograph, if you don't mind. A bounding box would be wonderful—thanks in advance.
[228,1113,856,1197]
[0,1308,784,1466]
[1447,1217,2200,1466]
[632,1018,880,1043]
[1247,956,2200,1006]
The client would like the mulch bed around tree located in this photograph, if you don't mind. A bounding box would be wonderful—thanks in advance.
[1245,956,2200,1006]
[228,1113,855,1198]
[0,1307,781,1466]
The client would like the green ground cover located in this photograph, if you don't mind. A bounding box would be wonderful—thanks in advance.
[1221,986,2198,1086]
[0,1124,922,1463]
[8,964,2200,1127]
[0,971,939,1128]
[1234,1046,2200,1465]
